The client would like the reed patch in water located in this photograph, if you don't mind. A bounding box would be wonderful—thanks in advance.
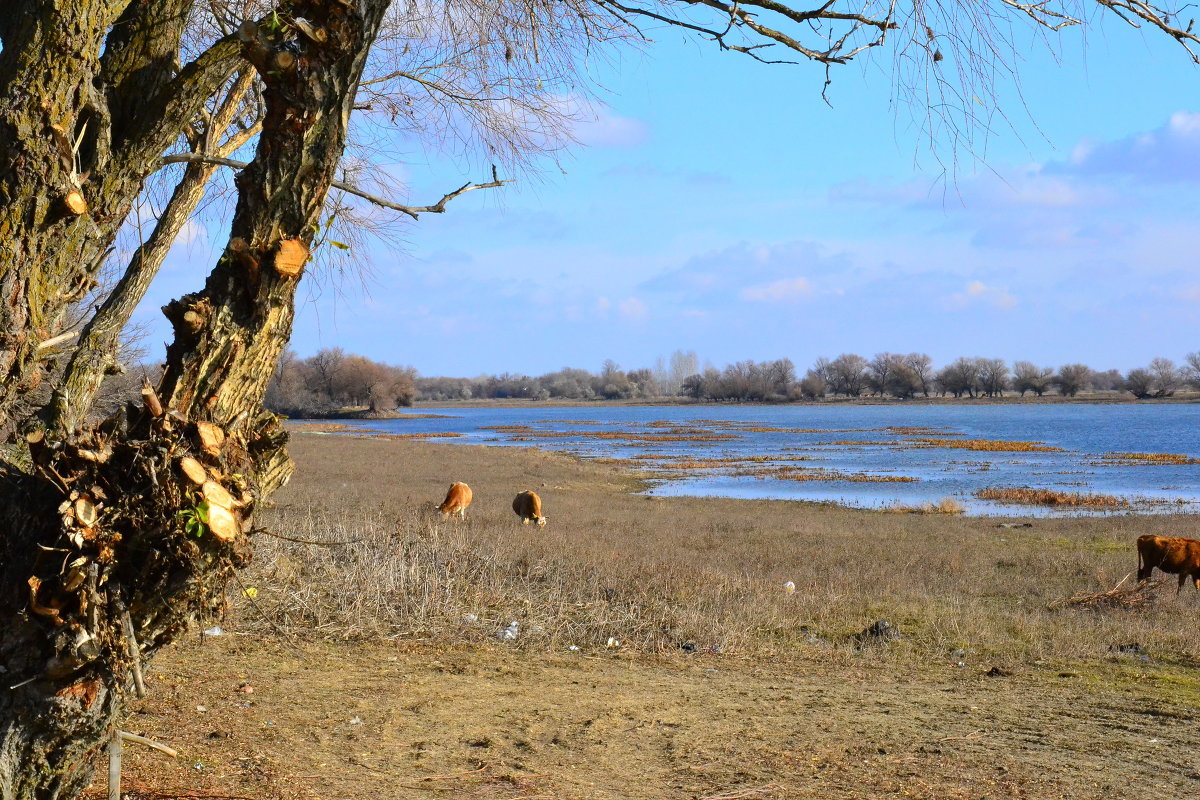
[907,438,1065,452]
[883,426,963,436]
[884,498,966,514]
[372,432,464,440]
[974,487,1128,508]
[762,466,919,484]
[1096,452,1200,466]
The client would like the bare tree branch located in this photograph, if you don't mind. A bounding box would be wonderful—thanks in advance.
[159,153,509,219]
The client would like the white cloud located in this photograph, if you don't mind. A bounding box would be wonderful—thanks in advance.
[561,94,650,148]
[740,277,813,302]
[949,280,1017,310]
[1058,109,1200,182]
[619,297,648,319]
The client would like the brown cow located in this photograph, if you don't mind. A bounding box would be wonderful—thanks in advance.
[437,482,472,519]
[1137,535,1200,592]
[512,490,547,527]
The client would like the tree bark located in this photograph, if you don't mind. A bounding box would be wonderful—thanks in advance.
[0,2,388,796]
[45,72,261,437]
[0,0,239,440]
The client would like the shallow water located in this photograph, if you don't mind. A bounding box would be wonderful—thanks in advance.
[326,403,1200,517]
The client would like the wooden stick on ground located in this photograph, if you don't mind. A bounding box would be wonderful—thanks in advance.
[119,730,179,758]
[107,735,121,800]
[699,783,785,800]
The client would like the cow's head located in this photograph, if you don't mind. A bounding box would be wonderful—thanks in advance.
[535,515,548,528]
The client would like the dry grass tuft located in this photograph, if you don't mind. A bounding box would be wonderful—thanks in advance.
[885,498,966,514]
[975,487,1128,508]
[1052,574,1162,611]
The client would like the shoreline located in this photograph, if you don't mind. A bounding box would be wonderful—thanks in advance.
[394,393,1200,411]
[284,417,1200,520]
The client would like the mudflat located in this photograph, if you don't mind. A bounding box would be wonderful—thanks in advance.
[96,429,1200,799]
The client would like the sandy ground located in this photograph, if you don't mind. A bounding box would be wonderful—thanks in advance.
[102,621,1200,800]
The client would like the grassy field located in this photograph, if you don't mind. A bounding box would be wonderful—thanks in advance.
[96,429,1200,799]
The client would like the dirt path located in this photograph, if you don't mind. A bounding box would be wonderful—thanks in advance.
[106,634,1200,800]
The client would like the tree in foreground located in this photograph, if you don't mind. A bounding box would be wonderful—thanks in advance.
[1,0,1198,795]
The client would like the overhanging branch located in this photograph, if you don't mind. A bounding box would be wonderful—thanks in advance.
[159,153,509,219]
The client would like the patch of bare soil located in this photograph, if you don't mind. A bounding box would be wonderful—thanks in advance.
[101,633,1200,800]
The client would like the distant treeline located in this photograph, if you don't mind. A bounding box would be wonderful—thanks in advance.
[267,348,1200,412]
[267,348,416,416]
[418,351,1200,403]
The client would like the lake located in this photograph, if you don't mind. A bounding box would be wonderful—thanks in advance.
[323,403,1200,516]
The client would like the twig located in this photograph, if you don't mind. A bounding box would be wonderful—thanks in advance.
[416,764,489,782]
[119,731,179,758]
[110,589,146,698]
[159,154,508,220]
[938,728,984,742]
[86,563,100,634]
[1110,571,1134,591]
[251,527,362,546]
[699,783,784,800]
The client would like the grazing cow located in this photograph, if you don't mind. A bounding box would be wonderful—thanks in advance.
[512,490,547,527]
[1137,535,1200,592]
[437,482,473,519]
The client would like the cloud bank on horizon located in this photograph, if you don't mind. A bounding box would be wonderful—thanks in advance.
[136,38,1200,378]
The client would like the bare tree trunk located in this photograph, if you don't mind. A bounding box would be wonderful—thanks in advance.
[45,72,261,437]
[0,2,388,795]
[0,0,237,438]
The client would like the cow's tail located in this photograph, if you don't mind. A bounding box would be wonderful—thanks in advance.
[1136,538,1149,583]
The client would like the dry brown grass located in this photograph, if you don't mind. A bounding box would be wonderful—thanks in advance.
[238,432,1200,668]
[1052,574,1163,611]
[1099,452,1200,466]
[975,487,1129,508]
[371,432,463,440]
[286,421,374,433]
[491,425,741,443]
[907,437,1065,452]
[763,465,919,483]
[884,498,967,514]
[884,426,962,436]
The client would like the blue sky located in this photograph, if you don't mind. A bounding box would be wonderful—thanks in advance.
[144,17,1200,378]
